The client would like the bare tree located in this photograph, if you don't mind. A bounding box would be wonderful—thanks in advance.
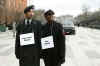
[82,4,90,16]
[33,9,46,24]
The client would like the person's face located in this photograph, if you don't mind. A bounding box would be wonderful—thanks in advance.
[25,9,34,19]
[45,15,54,22]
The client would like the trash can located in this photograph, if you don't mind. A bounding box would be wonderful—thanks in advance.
[0,25,6,32]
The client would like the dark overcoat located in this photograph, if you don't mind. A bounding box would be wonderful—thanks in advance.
[15,19,42,59]
[40,21,66,64]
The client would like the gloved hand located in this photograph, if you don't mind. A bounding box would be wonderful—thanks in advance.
[58,56,65,64]
[16,55,20,59]
[60,58,65,64]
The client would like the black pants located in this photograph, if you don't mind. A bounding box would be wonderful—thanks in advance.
[19,56,40,66]
[42,55,61,66]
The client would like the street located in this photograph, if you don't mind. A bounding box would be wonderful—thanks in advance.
[0,27,100,66]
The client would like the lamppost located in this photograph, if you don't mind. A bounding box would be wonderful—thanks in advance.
[4,0,8,27]
[0,0,5,24]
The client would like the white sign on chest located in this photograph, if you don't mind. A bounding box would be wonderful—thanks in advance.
[41,36,54,49]
[20,33,35,46]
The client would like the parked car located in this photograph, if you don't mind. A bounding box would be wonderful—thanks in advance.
[63,21,76,35]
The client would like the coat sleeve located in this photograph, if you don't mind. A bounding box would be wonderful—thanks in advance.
[15,24,20,59]
[57,23,66,64]
[34,20,42,49]
[37,21,42,48]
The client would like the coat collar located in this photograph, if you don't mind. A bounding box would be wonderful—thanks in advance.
[24,19,32,25]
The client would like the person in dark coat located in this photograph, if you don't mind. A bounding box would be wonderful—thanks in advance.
[15,5,42,66]
[40,10,66,66]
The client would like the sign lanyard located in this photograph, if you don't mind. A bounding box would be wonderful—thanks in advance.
[50,22,53,36]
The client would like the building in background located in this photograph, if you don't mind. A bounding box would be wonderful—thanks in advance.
[56,15,74,25]
[0,0,27,25]
[27,0,34,6]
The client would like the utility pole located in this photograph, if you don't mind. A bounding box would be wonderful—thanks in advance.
[27,0,33,6]
[12,0,16,37]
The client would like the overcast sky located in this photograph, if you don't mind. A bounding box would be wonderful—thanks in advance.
[27,0,100,17]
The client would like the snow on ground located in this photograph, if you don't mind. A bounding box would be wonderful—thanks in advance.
[0,27,100,66]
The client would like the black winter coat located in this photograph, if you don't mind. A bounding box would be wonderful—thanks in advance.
[40,21,66,64]
[15,19,42,59]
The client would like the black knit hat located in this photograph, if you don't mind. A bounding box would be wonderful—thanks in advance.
[24,5,34,14]
[44,10,55,16]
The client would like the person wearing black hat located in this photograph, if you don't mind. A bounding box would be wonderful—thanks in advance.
[15,5,42,66]
[40,10,66,66]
